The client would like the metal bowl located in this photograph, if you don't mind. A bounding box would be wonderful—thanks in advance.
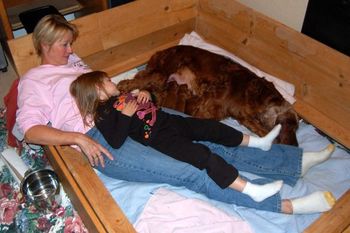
[20,169,61,212]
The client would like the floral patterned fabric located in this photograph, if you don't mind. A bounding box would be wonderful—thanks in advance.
[0,108,88,232]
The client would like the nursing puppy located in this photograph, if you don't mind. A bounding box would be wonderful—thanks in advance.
[117,45,299,146]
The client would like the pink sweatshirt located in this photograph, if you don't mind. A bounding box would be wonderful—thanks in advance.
[16,54,92,135]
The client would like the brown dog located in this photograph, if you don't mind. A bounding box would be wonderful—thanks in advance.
[117,45,299,146]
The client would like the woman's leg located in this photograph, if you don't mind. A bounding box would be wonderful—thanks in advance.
[281,191,336,214]
[150,127,238,189]
[87,127,282,212]
[201,142,302,186]
[203,142,335,186]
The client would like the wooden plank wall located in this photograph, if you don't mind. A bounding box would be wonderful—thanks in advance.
[77,0,197,75]
[7,0,197,77]
[304,189,350,233]
[75,0,109,16]
[0,0,12,39]
[195,0,350,148]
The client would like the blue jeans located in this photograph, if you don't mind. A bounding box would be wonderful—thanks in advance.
[87,127,302,213]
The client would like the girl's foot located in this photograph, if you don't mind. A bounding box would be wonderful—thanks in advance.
[248,124,282,151]
[242,180,283,202]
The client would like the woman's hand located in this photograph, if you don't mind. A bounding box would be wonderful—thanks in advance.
[137,90,151,104]
[75,133,114,167]
[122,100,138,116]
[25,126,112,167]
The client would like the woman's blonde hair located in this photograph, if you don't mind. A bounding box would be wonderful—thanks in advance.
[33,14,78,55]
[70,71,109,126]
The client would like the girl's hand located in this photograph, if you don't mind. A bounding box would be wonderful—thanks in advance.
[137,90,151,104]
[122,100,138,116]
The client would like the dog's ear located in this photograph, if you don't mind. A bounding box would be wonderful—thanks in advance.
[275,110,299,146]
[133,69,150,80]
[175,84,192,112]
[161,82,179,109]
[116,79,131,93]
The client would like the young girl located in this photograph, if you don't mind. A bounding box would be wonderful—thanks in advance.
[70,70,286,202]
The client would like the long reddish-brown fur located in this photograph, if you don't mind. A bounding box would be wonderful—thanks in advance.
[117,45,299,145]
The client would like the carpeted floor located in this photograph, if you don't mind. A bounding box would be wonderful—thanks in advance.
[0,108,88,232]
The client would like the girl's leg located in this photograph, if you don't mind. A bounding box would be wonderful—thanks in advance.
[150,129,238,189]
[230,176,283,202]
[173,116,244,146]
[243,124,282,151]
[151,131,283,202]
[176,116,281,151]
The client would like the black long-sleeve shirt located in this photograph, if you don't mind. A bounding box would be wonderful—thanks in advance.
[95,94,168,148]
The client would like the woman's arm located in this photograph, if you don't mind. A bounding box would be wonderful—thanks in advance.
[25,125,113,167]
[25,125,81,145]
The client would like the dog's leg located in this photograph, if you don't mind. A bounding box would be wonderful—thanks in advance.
[237,117,270,137]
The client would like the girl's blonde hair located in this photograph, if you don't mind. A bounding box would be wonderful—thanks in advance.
[33,14,78,56]
[70,71,109,126]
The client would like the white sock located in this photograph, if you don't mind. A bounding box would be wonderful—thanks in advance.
[248,124,282,151]
[291,191,336,214]
[242,180,283,202]
[301,144,335,176]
